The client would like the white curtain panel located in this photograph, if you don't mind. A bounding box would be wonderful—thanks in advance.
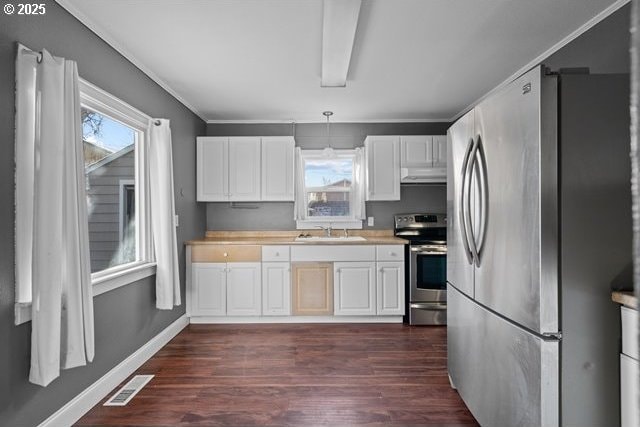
[353,147,366,220]
[148,119,181,309]
[293,147,307,220]
[26,50,94,387]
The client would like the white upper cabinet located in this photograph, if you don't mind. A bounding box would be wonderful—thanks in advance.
[197,135,294,202]
[399,134,447,183]
[433,135,447,169]
[261,137,294,201]
[365,136,401,201]
[228,137,261,201]
[197,137,228,201]
[400,135,433,168]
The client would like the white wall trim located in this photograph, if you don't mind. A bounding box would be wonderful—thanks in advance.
[38,315,189,427]
[206,118,451,124]
[451,0,631,122]
[190,315,403,324]
[54,0,207,123]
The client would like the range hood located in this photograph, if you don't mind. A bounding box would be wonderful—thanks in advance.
[401,167,446,183]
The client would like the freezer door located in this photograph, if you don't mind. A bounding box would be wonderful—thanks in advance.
[448,285,559,427]
[473,66,559,334]
[446,109,475,298]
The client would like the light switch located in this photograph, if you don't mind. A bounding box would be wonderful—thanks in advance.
[367,217,374,227]
[175,215,179,227]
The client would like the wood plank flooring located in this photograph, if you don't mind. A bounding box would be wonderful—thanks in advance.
[76,324,479,426]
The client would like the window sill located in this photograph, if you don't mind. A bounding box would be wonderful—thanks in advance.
[296,219,363,230]
[14,262,156,325]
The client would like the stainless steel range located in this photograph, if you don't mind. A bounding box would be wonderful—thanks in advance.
[394,213,447,325]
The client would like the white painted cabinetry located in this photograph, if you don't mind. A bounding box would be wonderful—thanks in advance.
[365,136,401,201]
[197,135,294,202]
[191,262,261,316]
[191,263,227,316]
[621,305,639,427]
[262,245,291,315]
[376,262,405,315]
[261,137,294,201]
[334,262,376,315]
[197,137,227,201]
[228,137,261,201]
[399,134,447,183]
[226,262,262,315]
[400,135,433,168]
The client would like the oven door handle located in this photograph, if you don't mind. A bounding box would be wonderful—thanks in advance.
[412,251,447,256]
[410,302,447,310]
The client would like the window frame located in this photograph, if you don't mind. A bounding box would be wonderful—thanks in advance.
[79,79,156,295]
[296,149,363,230]
[14,75,156,325]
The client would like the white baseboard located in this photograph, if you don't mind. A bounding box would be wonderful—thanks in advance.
[39,314,189,427]
[189,315,403,324]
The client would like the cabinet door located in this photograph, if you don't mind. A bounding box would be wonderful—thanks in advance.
[400,135,433,168]
[197,137,228,201]
[261,137,294,201]
[376,262,405,315]
[228,137,261,201]
[621,353,639,427]
[262,262,291,315]
[291,263,333,315]
[226,262,262,315]
[432,135,447,169]
[334,262,376,315]
[191,263,226,315]
[365,136,400,201]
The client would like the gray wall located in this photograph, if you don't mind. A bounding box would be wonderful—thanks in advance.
[0,2,206,426]
[206,122,449,230]
[544,4,630,74]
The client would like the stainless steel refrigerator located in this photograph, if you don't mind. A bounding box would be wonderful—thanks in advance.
[447,65,631,427]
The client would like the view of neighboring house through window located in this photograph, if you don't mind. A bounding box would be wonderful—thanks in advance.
[303,155,354,218]
[82,107,137,273]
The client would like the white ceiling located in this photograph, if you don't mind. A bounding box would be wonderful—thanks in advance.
[58,0,626,122]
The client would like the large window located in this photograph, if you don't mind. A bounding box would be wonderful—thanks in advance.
[80,80,154,290]
[297,149,365,228]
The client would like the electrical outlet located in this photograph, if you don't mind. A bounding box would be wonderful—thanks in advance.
[174,215,179,227]
[367,217,374,227]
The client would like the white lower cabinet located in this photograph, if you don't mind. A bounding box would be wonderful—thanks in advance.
[376,262,405,315]
[191,262,261,316]
[621,353,639,427]
[191,263,227,316]
[334,262,376,315]
[262,262,291,315]
[226,262,262,316]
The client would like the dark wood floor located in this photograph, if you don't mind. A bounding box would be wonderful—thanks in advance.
[76,324,479,426]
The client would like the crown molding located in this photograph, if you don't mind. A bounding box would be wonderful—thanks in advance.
[55,0,208,123]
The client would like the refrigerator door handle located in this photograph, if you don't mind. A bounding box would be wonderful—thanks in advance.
[459,137,475,265]
[465,136,481,265]
[472,135,488,267]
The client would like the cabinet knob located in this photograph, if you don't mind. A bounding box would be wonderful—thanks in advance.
[275,252,280,256]
[223,252,228,257]
[389,252,396,256]
[379,267,384,273]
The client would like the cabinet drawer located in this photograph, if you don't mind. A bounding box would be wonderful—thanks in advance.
[376,245,404,262]
[622,306,639,359]
[291,245,375,262]
[262,245,290,262]
[191,245,261,263]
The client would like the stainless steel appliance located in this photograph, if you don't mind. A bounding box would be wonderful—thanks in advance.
[447,66,631,426]
[394,213,446,325]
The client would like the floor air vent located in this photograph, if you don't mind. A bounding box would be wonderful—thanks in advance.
[104,374,154,406]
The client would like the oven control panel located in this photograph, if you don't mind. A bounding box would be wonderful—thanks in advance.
[394,213,446,229]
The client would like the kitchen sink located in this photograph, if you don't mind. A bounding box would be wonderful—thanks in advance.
[294,236,367,242]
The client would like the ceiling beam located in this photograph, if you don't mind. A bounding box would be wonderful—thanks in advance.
[321,0,362,87]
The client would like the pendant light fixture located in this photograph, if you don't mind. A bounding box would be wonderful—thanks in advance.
[323,110,336,158]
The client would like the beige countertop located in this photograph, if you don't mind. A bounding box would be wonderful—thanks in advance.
[186,230,408,246]
[612,291,638,310]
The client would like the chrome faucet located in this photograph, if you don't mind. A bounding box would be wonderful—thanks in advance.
[316,225,332,237]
